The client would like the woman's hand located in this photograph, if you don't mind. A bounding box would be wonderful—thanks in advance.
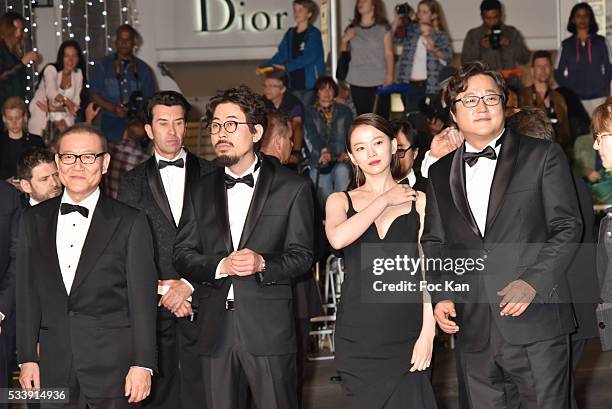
[341,28,355,51]
[409,331,434,372]
[381,184,416,207]
[21,50,39,66]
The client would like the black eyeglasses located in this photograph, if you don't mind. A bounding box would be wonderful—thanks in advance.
[396,146,416,158]
[57,152,107,165]
[453,94,503,108]
[209,120,253,135]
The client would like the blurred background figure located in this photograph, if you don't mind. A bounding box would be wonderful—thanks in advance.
[28,40,85,142]
[262,0,324,107]
[304,76,354,208]
[341,0,393,118]
[0,11,39,133]
[393,0,452,114]
[556,2,612,117]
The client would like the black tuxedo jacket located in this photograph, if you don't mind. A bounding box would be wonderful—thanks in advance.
[0,182,20,325]
[174,155,314,356]
[16,194,158,398]
[422,129,581,351]
[118,151,215,282]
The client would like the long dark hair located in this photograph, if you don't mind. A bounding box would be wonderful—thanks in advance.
[346,113,401,187]
[351,0,389,27]
[35,40,87,92]
[567,2,598,35]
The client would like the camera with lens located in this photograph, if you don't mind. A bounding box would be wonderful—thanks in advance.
[395,3,414,16]
[123,90,144,120]
[489,25,502,50]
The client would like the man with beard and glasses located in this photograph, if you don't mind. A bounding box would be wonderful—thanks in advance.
[174,85,314,409]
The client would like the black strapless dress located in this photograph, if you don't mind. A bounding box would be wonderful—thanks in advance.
[335,191,438,409]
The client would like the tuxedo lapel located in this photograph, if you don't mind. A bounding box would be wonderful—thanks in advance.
[71,195,121,293]
[238,156,274,250]
[145,156,174,225]
[213,169,233,253]
[185,152,201,186]
[37,198,67,297]
[449,146,481,238]
[485,129,518,234]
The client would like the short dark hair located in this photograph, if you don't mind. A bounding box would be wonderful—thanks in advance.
[261,111,291,149]
[293,0,319,24]
[567,2,598,35]
[145,91,191,124]
[265,70,288,88]
[391,119,417,146]
[17,147,55,180]
[206,85,268,134]
[314,75,339,98]
[57,123,108,153]
[443,61,507,114]
[531,50,553,66]
[480,0,502,13]
[506,107,554,141]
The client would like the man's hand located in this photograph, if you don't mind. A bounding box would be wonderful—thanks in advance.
[228,249,264,277]
[480,36,491,48]
[272,64,286,72]
[19,362,40,391]
[497,280,536,317]
[124,367,151,403]
[173,301,193,318]
[433,300,459,334]
[114,104,129,118]
[159,279,193,314]
[429,127,463,159]
[85,102,101,124]
[500,37,510,47]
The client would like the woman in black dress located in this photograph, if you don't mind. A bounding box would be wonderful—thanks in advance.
[325,113,437,409]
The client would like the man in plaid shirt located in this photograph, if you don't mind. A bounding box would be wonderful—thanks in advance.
[105,120,150,198]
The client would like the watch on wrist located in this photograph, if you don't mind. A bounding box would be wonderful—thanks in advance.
[259,256,266,272]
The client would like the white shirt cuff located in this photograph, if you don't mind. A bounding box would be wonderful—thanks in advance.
[131,366,153,375]
[215,258,229,279]
[0,312,4,321]
[421,150,440,179]
[180,278,195,295]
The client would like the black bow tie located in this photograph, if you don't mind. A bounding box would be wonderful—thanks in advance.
[158,158,184,170]
[224,173,254,189]
[60,203,89,218]
[463,146,498,167]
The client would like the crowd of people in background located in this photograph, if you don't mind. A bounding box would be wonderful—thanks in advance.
[1,0,612,408]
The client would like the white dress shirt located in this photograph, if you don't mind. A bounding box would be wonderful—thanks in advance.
[215,155,261,301]
[465,130,504,236]
[29,197,40,207]
[155,149,187,227]
[56,189,100,294]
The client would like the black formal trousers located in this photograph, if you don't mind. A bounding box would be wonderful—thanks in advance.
[201,311,297,409]
[119,152,215,409]
[459,323,569,409]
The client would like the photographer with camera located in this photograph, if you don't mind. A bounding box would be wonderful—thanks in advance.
[461,0,530,89]
[392,0,452,114]
[90,24,155,143]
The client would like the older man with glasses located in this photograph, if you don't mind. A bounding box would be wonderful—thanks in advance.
[17,124,158,409]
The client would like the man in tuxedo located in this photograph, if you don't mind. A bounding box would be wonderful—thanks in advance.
[174,85,314,409]
[17,147,62,207]
[17,124,158,408]
[118,91,214,409]
[421,62,581,409]
[0,182,20,409]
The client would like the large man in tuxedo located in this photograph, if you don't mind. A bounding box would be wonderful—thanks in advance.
[17,124,158,408]
[421,62,581,409]
[0,182,20,409]
[118,91,214,409]
[174,85,314,409]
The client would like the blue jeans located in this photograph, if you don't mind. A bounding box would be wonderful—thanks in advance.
[310,162,352,208]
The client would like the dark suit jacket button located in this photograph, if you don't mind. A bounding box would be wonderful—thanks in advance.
[599,322,606,329]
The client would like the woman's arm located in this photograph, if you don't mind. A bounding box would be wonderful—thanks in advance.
[383,31,394,85]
